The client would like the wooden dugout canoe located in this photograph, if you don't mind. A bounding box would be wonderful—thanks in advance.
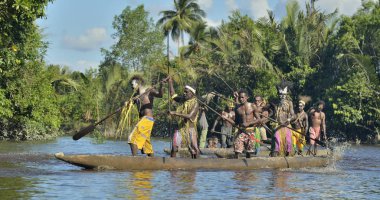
[54,152,332,171]
[163,148,331,158]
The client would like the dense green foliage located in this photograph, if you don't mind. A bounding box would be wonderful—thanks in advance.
[0,0,378,142]
[0,0,61,140]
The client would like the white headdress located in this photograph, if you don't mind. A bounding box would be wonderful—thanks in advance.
[278,86,288,95]
[185,85,196,94]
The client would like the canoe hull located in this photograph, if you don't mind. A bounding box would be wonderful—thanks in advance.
[164,148,331,158]
[55,152,331,171]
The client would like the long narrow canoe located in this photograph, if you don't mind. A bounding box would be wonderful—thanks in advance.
[163,147,331,158]
[55,152,331,170]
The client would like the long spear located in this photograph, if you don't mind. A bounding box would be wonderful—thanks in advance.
[258,113,329,148]
[166,35,173,150]
[196,97,271,151]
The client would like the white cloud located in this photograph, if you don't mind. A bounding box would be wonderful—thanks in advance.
[198,0,213,10]
[205,18,221,27]
[250,0,271,19]
[314,0,362,16]
[62,27,108,51]
[225,0,239,11]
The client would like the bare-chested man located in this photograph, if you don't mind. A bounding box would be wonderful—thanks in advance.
[309,100,326,155]
[271,83,296,157]
[168,77,200,159]
[211,103,235,148]
[127,75,164,157]
[232,89,262,158]
[291,100,308,155]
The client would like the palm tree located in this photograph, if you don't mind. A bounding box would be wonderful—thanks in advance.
[281,0,337,67]
[181,21,210,57]
[157,0,206,56]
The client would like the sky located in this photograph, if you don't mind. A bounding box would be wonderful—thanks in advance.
[36,0,364,72]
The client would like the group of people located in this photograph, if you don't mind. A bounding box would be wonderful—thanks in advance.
[126,75,326,159]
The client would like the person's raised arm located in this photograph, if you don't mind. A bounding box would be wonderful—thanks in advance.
[168,77,175,97]
[150,80,164,98]
[233,91,239,104]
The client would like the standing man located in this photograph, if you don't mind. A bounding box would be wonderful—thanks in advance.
[233,89,261,158]
[309,101,326,155]
[291,100,309,155]
[127,75,164,157]
[211,103,235,148]
[271,82,296,157]
[168,77,200,159]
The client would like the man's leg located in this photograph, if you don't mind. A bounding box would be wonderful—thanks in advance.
[221,134,227,148]
[246,152,251,158]
[171,147,178,157]
[234,133,245,159]
[130,143,138,156]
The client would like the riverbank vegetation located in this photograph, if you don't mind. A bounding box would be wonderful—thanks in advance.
[0,0,379,142]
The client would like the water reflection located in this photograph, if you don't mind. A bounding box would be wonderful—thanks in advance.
[232,171,257,192]
[0,177,38,199]
[170,171,197,194]
[127,171,153,200]
[269,170,302,199]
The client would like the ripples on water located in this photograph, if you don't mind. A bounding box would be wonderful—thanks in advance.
[0,136,379,199]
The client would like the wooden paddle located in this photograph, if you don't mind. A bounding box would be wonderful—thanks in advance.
[73,108,122,140]
[73,76,171,141]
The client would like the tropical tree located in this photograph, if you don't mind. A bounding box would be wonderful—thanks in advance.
[104,5,164,72]
[0,0,64,140]
[157,0,206,56]
[181,21,210,57]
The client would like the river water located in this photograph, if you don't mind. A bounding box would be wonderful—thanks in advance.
[0,136,379,199]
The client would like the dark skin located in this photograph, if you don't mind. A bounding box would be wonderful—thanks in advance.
[292,103,308,130]
[211,106,235,132]
[291,102,308,154]
[309,103,326,155]
[232,91,261,158]
[128,78,164,157]
[167,77,200,158]
[254,96,270,126]
[233,92,261,128]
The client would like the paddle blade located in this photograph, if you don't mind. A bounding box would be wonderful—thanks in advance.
[73,124,96,140]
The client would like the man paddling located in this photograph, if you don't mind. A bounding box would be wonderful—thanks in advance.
[168,77,200,159]
[127,75,164,157]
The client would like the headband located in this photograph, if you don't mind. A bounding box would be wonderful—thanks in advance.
[185,85,196,94]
